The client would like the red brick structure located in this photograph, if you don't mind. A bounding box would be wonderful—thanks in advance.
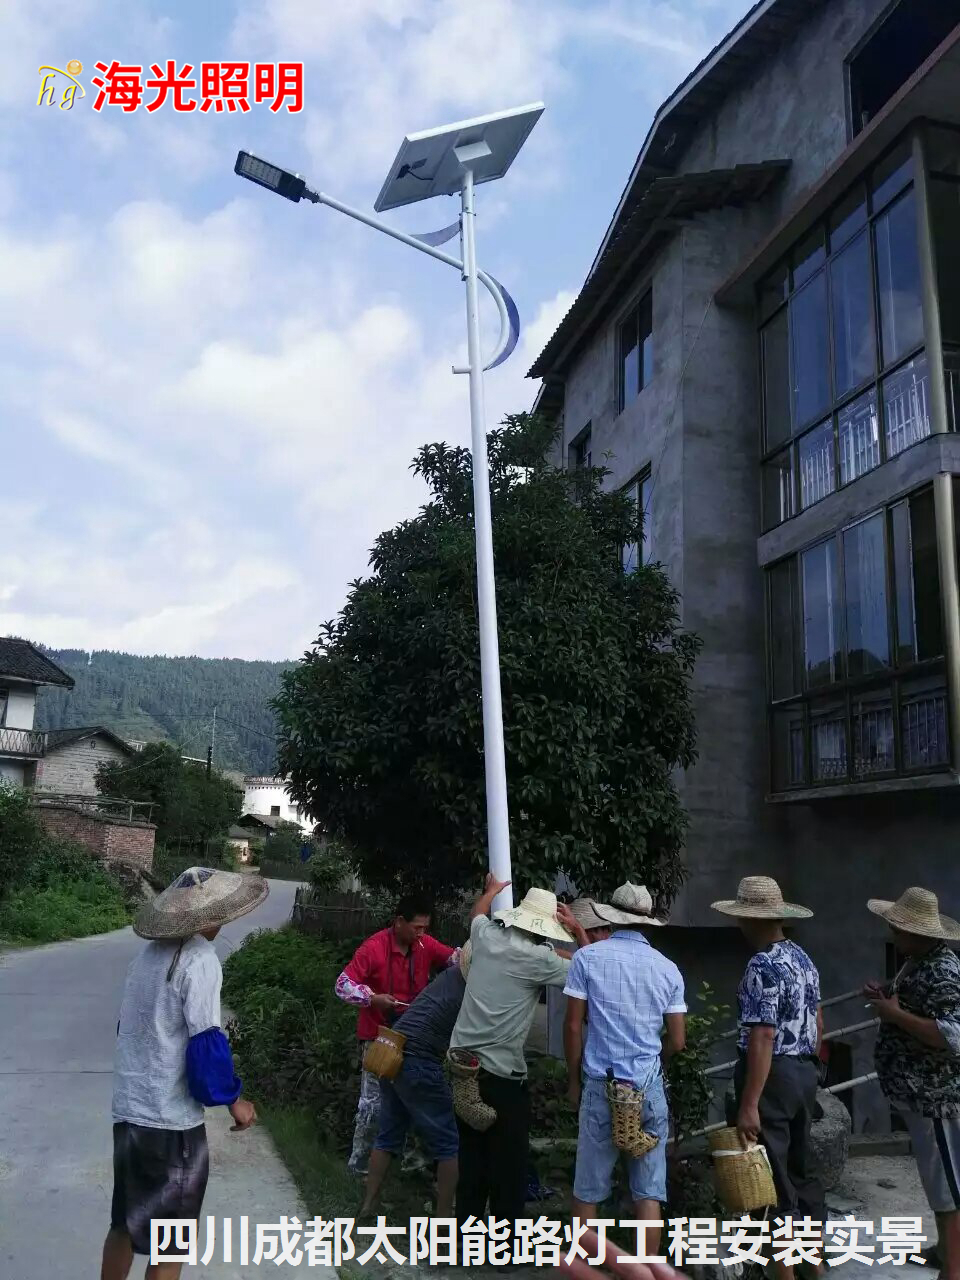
[35,803,156,872]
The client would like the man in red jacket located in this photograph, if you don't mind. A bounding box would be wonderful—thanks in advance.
[336,894,457,1174]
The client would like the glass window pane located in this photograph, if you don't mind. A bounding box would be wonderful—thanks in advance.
[759,263,789,323]
[911,488,942,661]
[762,449,795,530]
[620,309,639,408]
[802,539,842,688]
[639,472,652,564]
[831,231,876,396]
[901,676,949,770]
[946,350,960,432]
[872,143,913,212]
[931,180,960,346]
[791,272,831,427]
[811,700,848,782]
[772,704,806,789]
[769,559,801,700]
[798,420,836,510]
[640,292,654,389]
[853,690,895,777]
[762,310,791,451]
[891,500,917,666]
[838,389,881,485]
[829,188,867,251]
[875,188,924,366]
[843,513,890,678]
[883,352,931,458]
[793,227,826,289]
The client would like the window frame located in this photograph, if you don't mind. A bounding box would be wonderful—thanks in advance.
[568,423,593,472]
[758,138,933,533]
[765,484,948,792]
[617,287,654,413]
[621,465,653,571]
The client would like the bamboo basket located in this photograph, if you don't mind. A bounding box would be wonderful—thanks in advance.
[605,1079,659,1157]
[708,1126,777,1211]
[446,1048,497,1132]
[362,1027,406,1080]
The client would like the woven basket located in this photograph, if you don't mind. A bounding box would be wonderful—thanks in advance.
[446,1049,497,1132]
[708,1126,777,1211]
[362,1028,406,1080]
[605,1079,659,1158]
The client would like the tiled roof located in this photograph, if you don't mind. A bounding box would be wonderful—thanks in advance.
[0,639,75,688]
[528,160,790,379]
[44,726,136,755]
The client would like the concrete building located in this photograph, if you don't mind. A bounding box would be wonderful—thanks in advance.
[35,727,138,796]
[530,0,960,1128]
[0,639,75,786]
[241,775,315,832]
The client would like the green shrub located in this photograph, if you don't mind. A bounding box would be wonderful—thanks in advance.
[21,838,101,890]
[666,980,730,1146]
[0,873,131,943]
[0,784,48,896]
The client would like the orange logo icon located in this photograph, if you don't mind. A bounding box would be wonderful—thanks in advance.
[67,59,83,76]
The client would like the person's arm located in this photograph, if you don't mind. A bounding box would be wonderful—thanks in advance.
[556,903,588,953]
[471,872,511,920]
[182,954,256,1130]
[869,992,951,1049]
[662,1012,686,1064]
[737,1024,775,1146]
[336,937,397,1016]
[564,996,587,1109]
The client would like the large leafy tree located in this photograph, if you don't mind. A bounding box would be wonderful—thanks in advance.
[96,742,242,854]
[275,413,699,908]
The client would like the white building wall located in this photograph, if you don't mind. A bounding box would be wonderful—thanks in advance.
[4,685,37,730]
[241,777,315,830]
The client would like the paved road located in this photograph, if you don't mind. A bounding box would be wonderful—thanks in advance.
[0,876,332,1279]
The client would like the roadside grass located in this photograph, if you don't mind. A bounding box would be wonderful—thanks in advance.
[0,874,132,944]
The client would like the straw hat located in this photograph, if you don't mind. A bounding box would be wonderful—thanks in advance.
[568,898,610,932]
[593,882,664,928]
[867,887,960,941]
[494,887,572,943]
[459,941,473,979]
[135,866,269,940]
[711,875,812,921]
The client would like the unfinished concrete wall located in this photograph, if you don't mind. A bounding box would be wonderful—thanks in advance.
[35,735,131,796]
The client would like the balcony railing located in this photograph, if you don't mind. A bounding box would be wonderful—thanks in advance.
[0,726,47,757]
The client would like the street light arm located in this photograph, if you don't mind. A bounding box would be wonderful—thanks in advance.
[305,185,514,374]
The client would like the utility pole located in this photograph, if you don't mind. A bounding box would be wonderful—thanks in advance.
[207,707,217,778]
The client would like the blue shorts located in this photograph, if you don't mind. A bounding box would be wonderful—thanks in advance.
[573,1075,669,1205]
[373,1055,459,1162]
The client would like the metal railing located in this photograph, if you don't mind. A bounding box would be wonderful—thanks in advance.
[31,792,155,824]
[0,726,46,757]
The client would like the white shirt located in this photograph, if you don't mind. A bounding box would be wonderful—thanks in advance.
[112,935,222,1130]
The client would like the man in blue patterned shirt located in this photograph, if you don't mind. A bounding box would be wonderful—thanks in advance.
[713,875,824,1256]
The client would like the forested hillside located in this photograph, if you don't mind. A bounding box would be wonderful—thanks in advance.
[33,649,294,775]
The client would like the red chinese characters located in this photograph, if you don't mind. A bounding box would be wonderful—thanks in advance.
[90,62,304,113]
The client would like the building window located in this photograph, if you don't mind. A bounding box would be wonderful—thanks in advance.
[569,425,592,472]
[0,689,6,727]
[618,290,653,411]
[759,141,936,530]
[847,0,960,137]
[270,805,281,816]
[622,469,652,571]
[767,485,947,791]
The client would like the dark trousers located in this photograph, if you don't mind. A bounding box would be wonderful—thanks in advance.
[457,1071,529,1227]
[732,1054,824,1218]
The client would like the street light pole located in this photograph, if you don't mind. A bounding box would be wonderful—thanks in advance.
[459,165,512,914]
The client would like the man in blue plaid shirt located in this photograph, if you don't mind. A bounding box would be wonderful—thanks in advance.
[563,883,686,1250]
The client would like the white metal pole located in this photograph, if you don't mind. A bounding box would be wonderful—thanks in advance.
[460,166,513,913]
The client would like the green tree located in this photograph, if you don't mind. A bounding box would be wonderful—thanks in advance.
[96,742,242,855]
[275,413,699,906]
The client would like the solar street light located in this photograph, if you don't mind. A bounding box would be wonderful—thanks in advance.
[234,105,543,914]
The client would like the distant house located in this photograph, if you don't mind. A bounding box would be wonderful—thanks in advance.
[34,726,138,797]
[226,823,258,864]
[0,639,75,787]
[242,775,316,832]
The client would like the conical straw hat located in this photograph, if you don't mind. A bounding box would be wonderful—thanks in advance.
[867,886,960,941]
[135,866,269,940]
[711,875,812,920]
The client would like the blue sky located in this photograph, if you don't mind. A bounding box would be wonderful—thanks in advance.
[2,0,750,660]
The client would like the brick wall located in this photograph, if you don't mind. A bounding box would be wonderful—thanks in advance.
[35,736,131,796]
[35,804,156,872]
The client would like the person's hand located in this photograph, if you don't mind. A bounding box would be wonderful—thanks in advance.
[484,873,511,896]
[229,1098,257,1131]
[863,980,886,998]
[868,991,901,1023]
[556,903,582,939]
[566,1078,581,1111]
[736,1102,761,1148]
[370,993,400,1014]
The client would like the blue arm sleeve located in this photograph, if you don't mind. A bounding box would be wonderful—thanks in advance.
[186,1027,242,1107]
